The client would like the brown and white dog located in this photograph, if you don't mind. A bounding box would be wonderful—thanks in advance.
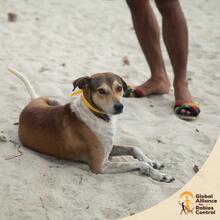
[9,68,174,182]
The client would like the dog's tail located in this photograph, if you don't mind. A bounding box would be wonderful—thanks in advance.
[8,67,38,99]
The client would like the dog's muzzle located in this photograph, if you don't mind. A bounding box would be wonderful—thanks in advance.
[113,103,124,114]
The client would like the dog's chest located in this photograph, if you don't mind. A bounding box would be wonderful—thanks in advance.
[71,97,115,161]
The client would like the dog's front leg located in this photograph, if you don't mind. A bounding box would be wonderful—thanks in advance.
[101,161,174,183]
[111,145,164,169]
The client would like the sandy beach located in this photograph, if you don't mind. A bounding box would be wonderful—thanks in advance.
[0,0,220,219]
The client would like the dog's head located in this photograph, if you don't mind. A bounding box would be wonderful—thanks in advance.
[73,72,127,115]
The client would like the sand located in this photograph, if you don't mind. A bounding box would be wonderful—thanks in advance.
[0,0,220,219]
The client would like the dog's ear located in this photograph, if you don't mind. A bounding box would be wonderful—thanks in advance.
[118,76,128,93]
[72,76,91,91]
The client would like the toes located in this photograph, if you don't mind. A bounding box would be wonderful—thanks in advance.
[180,109,192,116]
[186,110,191,115]
[150,160,164,170]
[160,175,175,183]
[180,109,186,114]
[134,88,145,97]
[152,164,157,169]
[169,177,175,182]
[161,176,167,181]
[160,164,165,169]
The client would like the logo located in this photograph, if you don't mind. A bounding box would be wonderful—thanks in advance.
[179,191,195,214]
[178,191,217,215]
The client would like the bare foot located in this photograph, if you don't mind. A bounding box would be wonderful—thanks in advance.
[134,77,170,97]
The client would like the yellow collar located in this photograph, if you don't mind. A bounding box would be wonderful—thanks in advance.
[70,90,106,115]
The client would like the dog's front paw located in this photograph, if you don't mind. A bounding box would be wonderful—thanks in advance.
[152,170,175,183]
[159,174,175,183]
[141,164,175,183]
[148,159,164,170]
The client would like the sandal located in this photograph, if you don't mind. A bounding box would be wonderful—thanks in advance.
[123,85,143,98]
[123,85,136,97]
[174,101,200,120]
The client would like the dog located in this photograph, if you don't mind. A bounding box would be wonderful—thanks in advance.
[9,67,174,182]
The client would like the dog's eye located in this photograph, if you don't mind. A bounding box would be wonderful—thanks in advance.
[98,88,106,95]
[117,86,122,92]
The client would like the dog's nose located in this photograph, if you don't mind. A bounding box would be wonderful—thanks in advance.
[114,103,124,113]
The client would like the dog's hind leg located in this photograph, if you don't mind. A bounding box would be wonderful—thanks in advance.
[111,145,164,169]
[101,161,174,183]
